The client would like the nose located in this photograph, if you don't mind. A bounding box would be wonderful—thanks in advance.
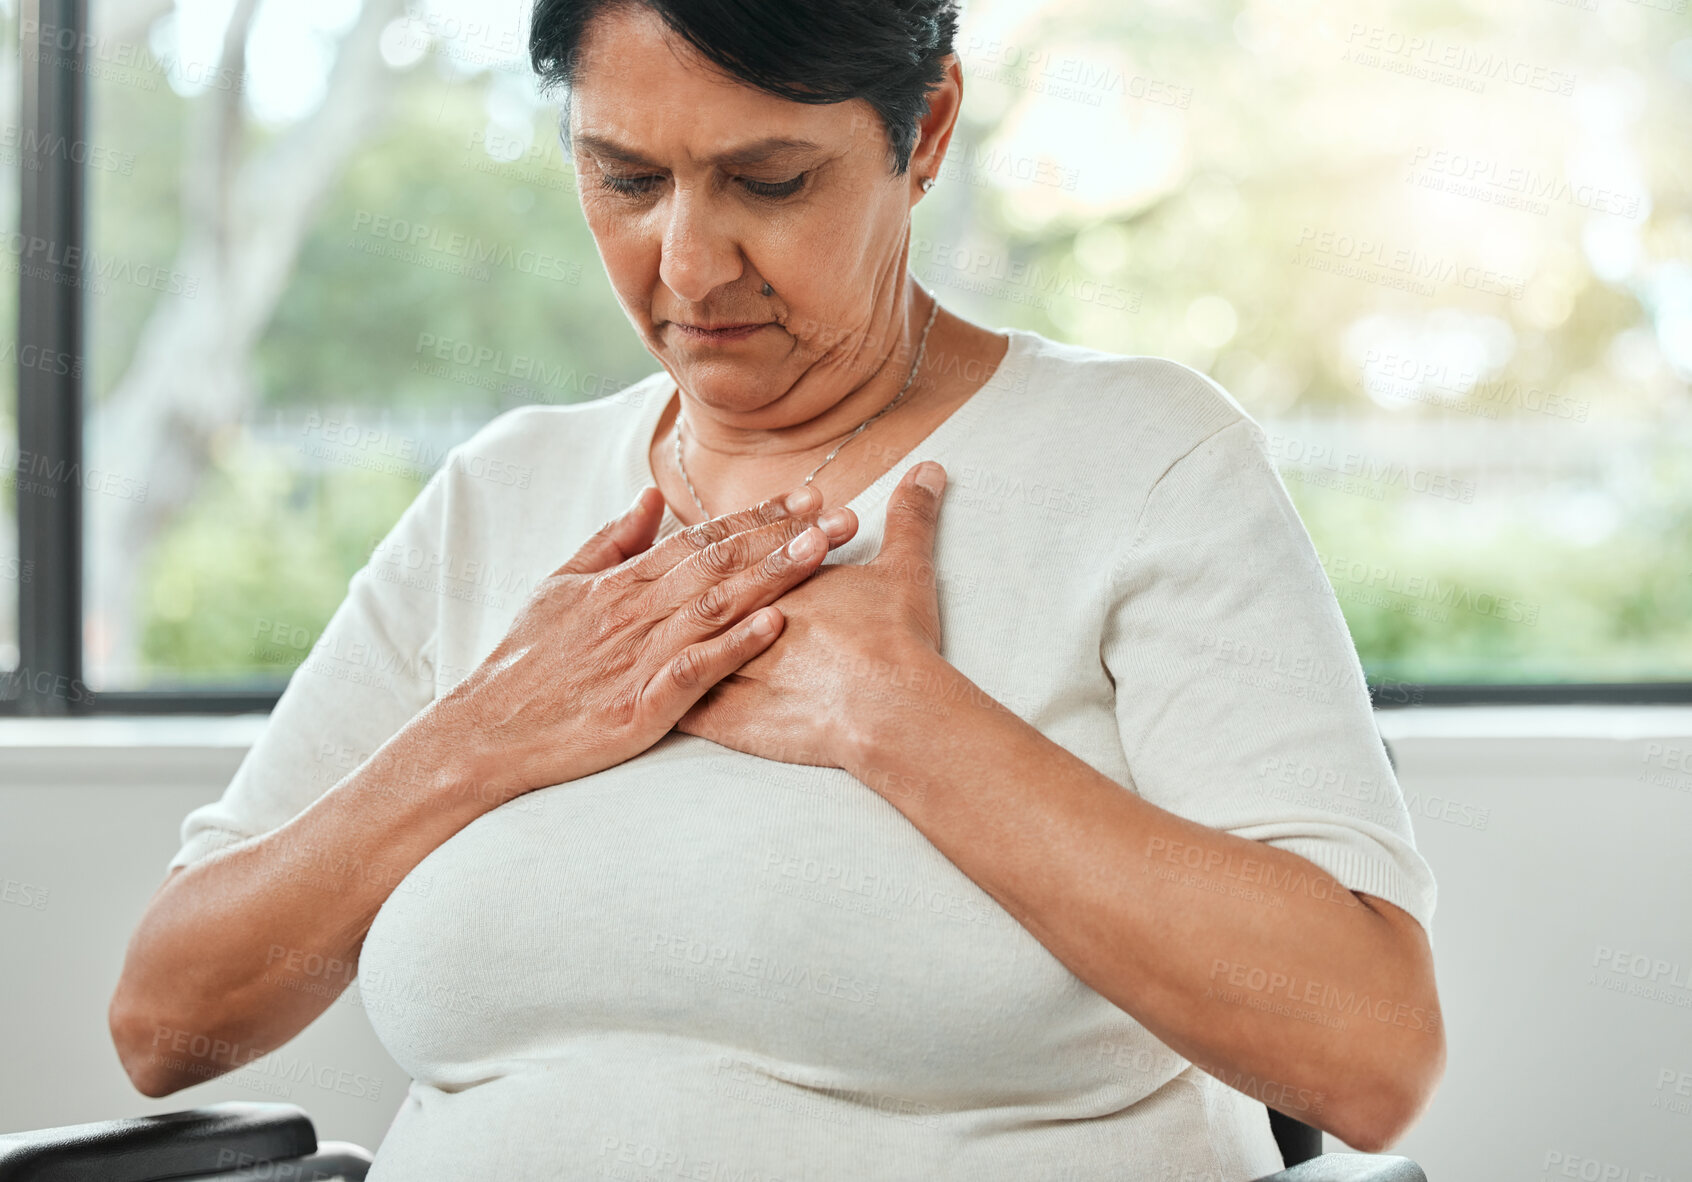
[658,186,745,305]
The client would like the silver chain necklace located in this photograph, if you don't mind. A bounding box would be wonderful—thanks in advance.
[673,289,941,519]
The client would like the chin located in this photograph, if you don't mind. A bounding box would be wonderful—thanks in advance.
[669,356,795,413]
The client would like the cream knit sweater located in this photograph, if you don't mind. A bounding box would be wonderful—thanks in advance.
[173,327,1435,1180]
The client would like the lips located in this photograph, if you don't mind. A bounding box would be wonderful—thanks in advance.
[669,320,770,342]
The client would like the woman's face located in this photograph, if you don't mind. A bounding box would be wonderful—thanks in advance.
[567,5,955,426]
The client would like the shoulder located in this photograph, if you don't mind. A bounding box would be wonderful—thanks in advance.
[993,327,1260,485]
[436,372,670,482]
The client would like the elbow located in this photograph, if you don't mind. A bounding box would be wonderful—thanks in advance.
[128,1067,191,1100]
[108,990,193,1099]
[1328,1086,1424,1154]
[1330,1025,1448,1153]
[1331,1105,1412,1155]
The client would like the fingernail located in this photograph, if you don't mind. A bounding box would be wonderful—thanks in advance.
[783,485,819,514]
[751,609,777,638]
[787,527,823,558]
[915,462,946,495]
[818,507,852,535]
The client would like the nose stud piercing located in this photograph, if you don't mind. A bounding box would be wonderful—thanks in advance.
[761,282,773,296]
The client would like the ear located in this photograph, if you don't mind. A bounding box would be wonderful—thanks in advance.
[907,55,963,199]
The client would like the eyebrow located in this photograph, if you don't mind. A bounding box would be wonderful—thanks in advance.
[573,133,827,169]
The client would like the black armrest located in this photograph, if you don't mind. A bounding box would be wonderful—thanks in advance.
[180,1141,373,1181]
[1267,1107,1324,1165]
[1251,1154,1427,1182]
[0,1102,316,1182]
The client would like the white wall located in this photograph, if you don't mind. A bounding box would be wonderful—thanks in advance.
[0,721,410,1153]
[3,709,1690,1178]
[1378,709,1692,1180]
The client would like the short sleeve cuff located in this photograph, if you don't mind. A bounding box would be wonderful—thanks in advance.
[1265,833,1438,937]
[167,825,253,874]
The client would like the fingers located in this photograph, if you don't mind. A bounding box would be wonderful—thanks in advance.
[653,507,853,650]
[622,484,820,582]
[556,486,665,575]
[710,507,859,613]
[646,606,785,714]
[875,461,946,570]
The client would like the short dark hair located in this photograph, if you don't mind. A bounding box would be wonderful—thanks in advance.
[530,0,961,175]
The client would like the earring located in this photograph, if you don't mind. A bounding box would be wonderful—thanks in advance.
[761,282,773,297]
[919,176,935,193]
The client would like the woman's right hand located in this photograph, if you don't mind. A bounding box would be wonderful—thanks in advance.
[107,485,858,1099]
[441,483,857,800]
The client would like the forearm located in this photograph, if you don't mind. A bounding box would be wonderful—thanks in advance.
[109,695,502,1096]
[841,652,1443,1151]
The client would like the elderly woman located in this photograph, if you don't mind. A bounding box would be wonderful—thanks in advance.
[109,1,1443,1178]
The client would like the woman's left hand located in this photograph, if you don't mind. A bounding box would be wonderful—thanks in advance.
[674,461,949,769]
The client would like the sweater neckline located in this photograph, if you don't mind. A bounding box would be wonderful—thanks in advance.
[620,327,1036,537]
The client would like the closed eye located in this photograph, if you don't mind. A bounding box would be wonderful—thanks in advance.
[595,171,810,201]
[738,173,807,200]
[599,172,662,197]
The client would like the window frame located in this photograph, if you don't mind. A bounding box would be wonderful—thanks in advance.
[5,0,1689,716]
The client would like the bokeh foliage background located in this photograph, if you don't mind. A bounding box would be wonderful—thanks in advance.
[1,0,1687,688]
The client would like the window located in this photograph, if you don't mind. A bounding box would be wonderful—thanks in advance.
[6,0,1690,714]
[1,0,19,675]
[77,0,652,699]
